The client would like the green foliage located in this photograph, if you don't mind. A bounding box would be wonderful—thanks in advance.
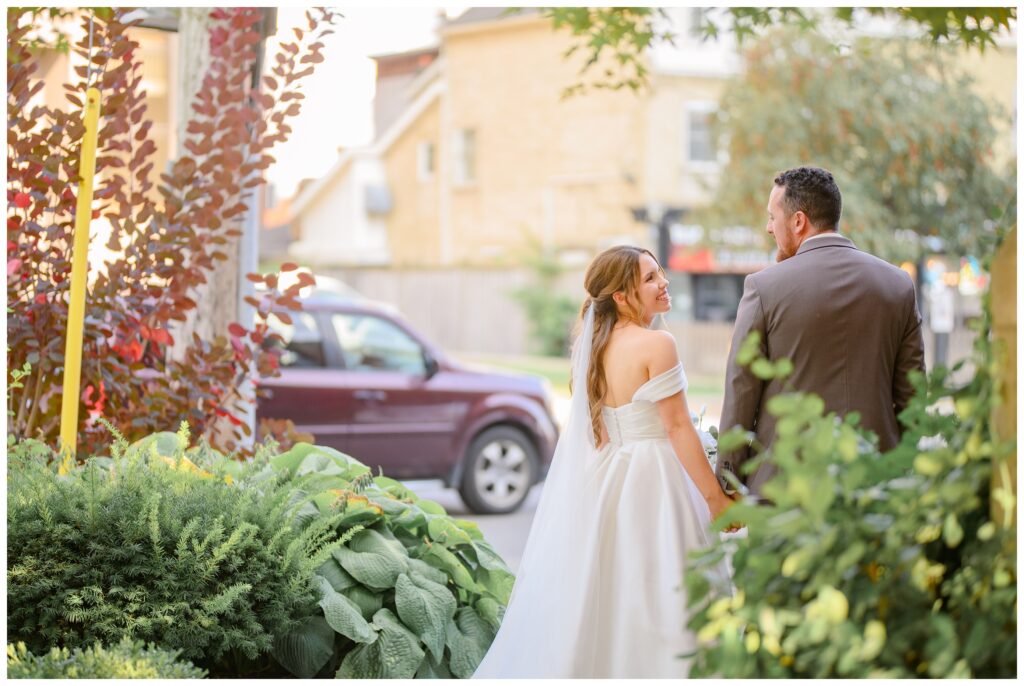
[545,8,1014,97]
[540,7,673,97]
[710,8,1017,51]
[7,429,351,677]
[511,239,579,356]
[7,638,206,679]
[264,443,514,678]
[685,250,1016,677]
[699,27,1014,263]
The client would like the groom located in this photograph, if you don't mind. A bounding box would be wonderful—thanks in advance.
[716,166,926,497]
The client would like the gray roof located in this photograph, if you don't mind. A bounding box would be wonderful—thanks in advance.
[445,7,539,27]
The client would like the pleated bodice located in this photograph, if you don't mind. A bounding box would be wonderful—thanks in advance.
[600,363,688,446]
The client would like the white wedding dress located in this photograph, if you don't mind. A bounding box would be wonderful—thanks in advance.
[474,343,731,678]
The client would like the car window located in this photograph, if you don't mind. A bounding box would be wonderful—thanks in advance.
[265,311,327,368]
[331,313,426,374]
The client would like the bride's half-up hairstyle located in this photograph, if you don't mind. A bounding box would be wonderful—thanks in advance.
[573,245,662,445]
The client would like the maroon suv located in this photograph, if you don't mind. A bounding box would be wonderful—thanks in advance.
[257,292,558,513]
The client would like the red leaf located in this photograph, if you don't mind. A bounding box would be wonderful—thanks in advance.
[7,258,22,277]
[14,192,30,208]
[228,322,247,337]
[34,293,46,304]
[150,328,173,345]
[280,261,298,272]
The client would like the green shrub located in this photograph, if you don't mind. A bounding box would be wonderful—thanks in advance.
[685,316,1016,677]
[7,424,351,677]
[7,638,206,679]
[260,443,514,678]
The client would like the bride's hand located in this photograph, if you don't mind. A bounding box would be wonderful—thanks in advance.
[708,491,743,531]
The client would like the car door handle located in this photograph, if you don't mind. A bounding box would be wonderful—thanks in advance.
[353,390,387,402]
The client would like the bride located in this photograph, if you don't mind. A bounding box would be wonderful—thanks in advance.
[473,246,736,678]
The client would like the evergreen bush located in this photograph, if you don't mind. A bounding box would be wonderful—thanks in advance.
[7,638,206,679]
[7,424,351,677]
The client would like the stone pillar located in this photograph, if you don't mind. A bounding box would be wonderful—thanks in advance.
[990,227,1016,530]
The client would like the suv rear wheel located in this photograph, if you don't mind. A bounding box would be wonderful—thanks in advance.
[459,426,538,514]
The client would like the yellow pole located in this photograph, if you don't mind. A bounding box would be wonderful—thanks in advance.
[58,87,101,468]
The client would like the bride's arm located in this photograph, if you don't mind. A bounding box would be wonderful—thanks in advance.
[647,334,734,521]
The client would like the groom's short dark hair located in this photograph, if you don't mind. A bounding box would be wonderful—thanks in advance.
[774,167,842,231]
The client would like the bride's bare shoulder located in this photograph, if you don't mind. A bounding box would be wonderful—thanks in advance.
[640,328,678,368]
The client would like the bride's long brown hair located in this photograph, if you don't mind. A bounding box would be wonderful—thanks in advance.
[572,246,661,445]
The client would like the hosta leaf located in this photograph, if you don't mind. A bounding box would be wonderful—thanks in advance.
[334,529,409,590]
[415,653,453,678]
[418,499,447,515]
[271,614,335,679]
[317,557,357,592]
[373,475,418,500]
[452,518,484,541]
[342,584,384,620]
[476,567,515,604]
[368,493,410,517]
[475,596,504,631]
[316,575,375,643]
[445,606,495,678]
[130,431,181,459]
[422,543,480,593]
[408,557,450,586]
[427,517,473,546]
[391,505,428,532]
[336,608,425,679]
[472,539,513,573]
[395,571,457,662]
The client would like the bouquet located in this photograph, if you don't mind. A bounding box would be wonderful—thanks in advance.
[691,405,718,470]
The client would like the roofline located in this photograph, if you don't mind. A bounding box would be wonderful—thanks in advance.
[291,77,446,217]
[439,10,545,38]
[369,45,440,62]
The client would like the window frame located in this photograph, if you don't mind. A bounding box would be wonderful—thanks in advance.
[329,311,428,375]
[417,140,435,182]
[452,127,477,186]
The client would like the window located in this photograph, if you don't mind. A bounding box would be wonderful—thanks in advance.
[417,141,435,181]
[687,109,716,162]
[331,313,426,374]
[693,274,744,322]
[264,311,326,368]
[453,128,476,185]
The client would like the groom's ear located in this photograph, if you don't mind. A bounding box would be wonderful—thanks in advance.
[793,210,811,235]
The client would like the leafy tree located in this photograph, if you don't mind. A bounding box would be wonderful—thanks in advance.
[699,28,1015,262]
[6,8,337,457]
[542,7,1016,97]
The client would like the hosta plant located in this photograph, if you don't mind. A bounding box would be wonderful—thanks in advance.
[259,443,514,679]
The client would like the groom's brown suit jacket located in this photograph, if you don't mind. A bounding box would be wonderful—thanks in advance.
[716,233,926,496]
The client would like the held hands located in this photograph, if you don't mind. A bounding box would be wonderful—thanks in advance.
[708,491,744,533]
